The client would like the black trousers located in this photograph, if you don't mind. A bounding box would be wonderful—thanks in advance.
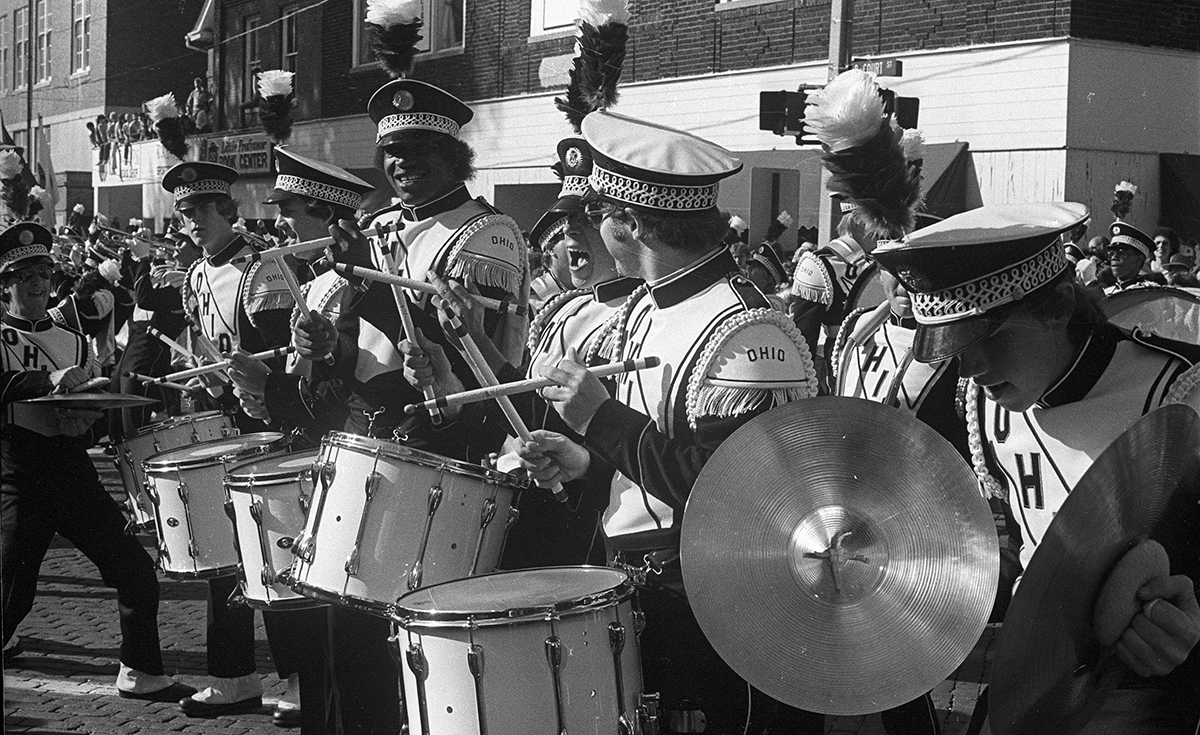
[111,323,179,441]
[1,430,164,675]
[329,606,401,735]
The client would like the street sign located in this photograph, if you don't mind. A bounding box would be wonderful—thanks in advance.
[850,57,903,77]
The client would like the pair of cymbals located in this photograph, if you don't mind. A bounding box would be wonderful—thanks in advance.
[988,404,1200,735]
[681,397,998,715]
[20,392,158,410]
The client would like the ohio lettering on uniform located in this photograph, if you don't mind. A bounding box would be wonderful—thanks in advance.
[1,317,98,427]
[184,242,293,355]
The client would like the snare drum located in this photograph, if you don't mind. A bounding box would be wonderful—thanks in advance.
[143,432,286,579]
[114,411,236,532]
[225,450,321,610]
[393,567,645,735]
[289,432,525,617]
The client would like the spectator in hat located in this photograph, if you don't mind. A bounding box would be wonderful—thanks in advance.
[1163,254,1200,288]
[1105,221,1166,294]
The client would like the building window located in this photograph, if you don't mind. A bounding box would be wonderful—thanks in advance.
[242,15,261,128]
[281,5,298,72]
[14,7,27,89]
[529,0,575,37]
[0,16,10,94]
[353,0,464,67]
[34,0,49,83]
[71,0,89,73]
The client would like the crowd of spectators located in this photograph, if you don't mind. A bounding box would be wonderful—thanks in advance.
[87,79,215,176]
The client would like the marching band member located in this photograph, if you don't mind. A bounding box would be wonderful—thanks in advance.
[0,222,195,703]
[872,202,1200,733]
[515,110,820,733]
[162,161,305,720]
[1104,221,1167,294]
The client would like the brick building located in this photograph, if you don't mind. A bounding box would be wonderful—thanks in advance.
[103,0,1200,246]
[0,0,206,225]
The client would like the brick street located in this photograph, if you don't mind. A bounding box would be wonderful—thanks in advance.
[3,449,993,734]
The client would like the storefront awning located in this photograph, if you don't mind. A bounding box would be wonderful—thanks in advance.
[186,0,216,51]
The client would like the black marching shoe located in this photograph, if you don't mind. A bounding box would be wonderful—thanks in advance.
[272,704,302,728]
[118,681,198,703]
[179,695,264,717]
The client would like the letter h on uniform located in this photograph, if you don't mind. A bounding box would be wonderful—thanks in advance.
[1014,453,1044,509]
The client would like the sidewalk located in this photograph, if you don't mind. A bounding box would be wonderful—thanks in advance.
[3,448,993,734]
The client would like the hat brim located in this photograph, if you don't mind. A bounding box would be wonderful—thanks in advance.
[912,315,1007,363]
[262,188,298,205]
[1,253,54,276]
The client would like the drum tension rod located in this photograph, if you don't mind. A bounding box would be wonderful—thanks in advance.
[609,621,634,735]
[544,621,568,735]
[404,638,432,735]
[407,482,444,591]
[345,471,383,576]
[467,625,488,735]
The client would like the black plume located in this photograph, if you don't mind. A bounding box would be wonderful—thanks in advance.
[260,94,294,144]
[554,21,628,132]
[821,121,923,242]
[155,117,189,161]
[368,21,423,78]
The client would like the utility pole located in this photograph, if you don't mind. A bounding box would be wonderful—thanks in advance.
[817,0,854,246]
[25,0,33,165]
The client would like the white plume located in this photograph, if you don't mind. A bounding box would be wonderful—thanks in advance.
[145,93,179,123]
[365,0,422,26]
[776,211,794,228]
[1115,180,1138,196]
[257,70,294,98]
[0,150,22,178]
[804,69,885,152]
[728,215,748,234]
[579,0,630,27]
[31,185,52,208]
[899,127,925,162]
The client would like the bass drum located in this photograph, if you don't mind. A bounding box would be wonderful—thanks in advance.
[1101,286,1200,345]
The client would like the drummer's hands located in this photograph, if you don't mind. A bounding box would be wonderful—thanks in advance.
[185,374,225,398]
[1115,574,1200,677]
[538,348,608,433]
[294,310,337,362]
[428,272,506,371]
[228,349,271,396]
[328,220,374,268]
[235,389,271,421]
[401,327,464,418]
[515,430,591,487]
[55,407,103,436]
[48,366,90,394]
[494,268,531,370]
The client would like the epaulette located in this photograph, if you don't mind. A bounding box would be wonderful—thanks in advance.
[685,307,819,428]
[243,259,296,326]
[830,306,876,380]
[790,250,836,306]
[446,211,527,296]
[527,287,590,354]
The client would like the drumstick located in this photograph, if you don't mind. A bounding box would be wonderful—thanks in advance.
[151,347,295,384]
[123,371,193,392]
[379,245,443,426]
[405,356,662,414]
[443,308,568,503]
[269,256,336,367]
[229,237,333,266]
[148,326,200,362]
[68,376,110,393]
[332,263,526,316]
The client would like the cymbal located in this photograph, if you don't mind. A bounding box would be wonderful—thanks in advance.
[19,392,158,410]
[680,396,997,715]
[989,404,1200,735]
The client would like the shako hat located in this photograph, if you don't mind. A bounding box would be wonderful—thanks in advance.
[0,222,53,276]
[872,202,1089,363]
[749,245,787,287]
[162,161,239,205]
[1108,221,1153,261]
[529,138,594,251]
[368,79,473,146]
[582,110,742,215]
[263,147,375,211]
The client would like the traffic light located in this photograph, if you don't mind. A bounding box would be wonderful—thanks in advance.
[878,88,920,129]
[759,88,821,146]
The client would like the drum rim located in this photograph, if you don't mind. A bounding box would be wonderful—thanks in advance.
[392,566,635,628]
[324,431,530,489]
[225,448,322,488]
[143,432,287,472]
[132,410,229,438]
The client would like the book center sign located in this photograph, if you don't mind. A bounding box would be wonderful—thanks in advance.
[198,133,274,176]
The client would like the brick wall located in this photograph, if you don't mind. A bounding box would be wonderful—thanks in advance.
[1071,0,1200,52]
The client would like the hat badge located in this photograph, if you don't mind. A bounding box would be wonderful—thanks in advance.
[393,90,415,112]
[565,147,583,169]
[18,229,34,245]
[181,167,198,183]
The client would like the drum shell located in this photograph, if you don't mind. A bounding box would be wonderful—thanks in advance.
[225,450,321,610]
[114,412,236,532]
[144,433,285,579]
[395,567,643,735]
[289,432,524,616]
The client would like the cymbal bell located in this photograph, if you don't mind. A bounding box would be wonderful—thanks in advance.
[681,396,998,715]
[989,404,1200,735]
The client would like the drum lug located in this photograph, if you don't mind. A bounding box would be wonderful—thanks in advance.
[298,493,310,515]
[224,498,236,523]
[544,635,569,735]
[345,472,383,576]
[609,622,631,733]
[406,484,443,591]
[633,610,646,637]
[469,498,499,577]
[505,507,520,528]
[405,640,432,735]
[466,642,488,733]
[638,693,661,735]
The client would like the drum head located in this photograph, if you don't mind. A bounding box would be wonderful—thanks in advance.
[226,449,320,485]
[395,566,632,625]
[144,432,285,470]
[325,431,529,489]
